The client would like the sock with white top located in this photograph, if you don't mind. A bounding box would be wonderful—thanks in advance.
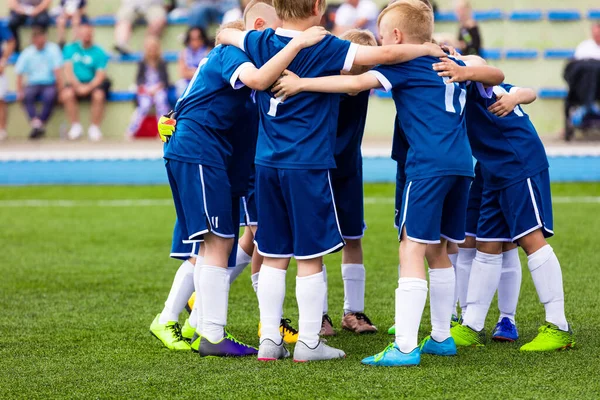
[322,265,328,315]
[189,255,204,329]
[527,245,568,331]
[498,248,522,323]
[463,251,503,331]
[227,245,252,284]
[297,272,326,348]
[251,272,259,294]
[159,260,195,324]
[448,252,459,314]
[456,248,476,315]
[342,264,366,314]
[198,265,230,343]
[257,266,286,343]
[429,267,455,342]
[395,278,428,353]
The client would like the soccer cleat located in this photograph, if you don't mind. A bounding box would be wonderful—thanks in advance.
[181,319,195,341]
[419,336,457,356]
[192,331,258,357]
[492,317,519,342]
[451,324,486,347]
[387,325,395,335]
[293,340,346,362]
[149,314,191,351]
[257,338,290,361]
[342,312,378,334]
[158,111,176,143]
[280,318,299,344]
[186,292,195,314]
[520,323,575,352]
[319,314,336,336]
[451,314,463,328]
[361,343,420,367]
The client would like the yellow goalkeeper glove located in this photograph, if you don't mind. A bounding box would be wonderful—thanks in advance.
[158,111,176,143]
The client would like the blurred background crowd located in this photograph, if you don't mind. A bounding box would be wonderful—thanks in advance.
[0,0,599,142]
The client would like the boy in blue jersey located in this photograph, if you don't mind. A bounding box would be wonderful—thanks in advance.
[217,0,445,362]
[272,0,504,366]
[434,57,575,351]
[162,11,327,358]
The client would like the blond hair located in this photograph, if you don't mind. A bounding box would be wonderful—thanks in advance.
[243,0,274,23]
[273,0,327,21]
[389,0,433,10]
[340,29,378,75]
[215,20,246,46]
[378,0,434,43]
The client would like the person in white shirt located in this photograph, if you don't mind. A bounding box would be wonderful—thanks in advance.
[334,0,379,37]
[222,0,251,24]
[574,22,600,60]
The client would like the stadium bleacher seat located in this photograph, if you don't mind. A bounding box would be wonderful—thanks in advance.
[538,88,568,99]
[588,10,600,19]
[508,10,543,21]
[544,49,575,59]
[505,49,539,60]
[547,10,582,21]
[480,48,502,60]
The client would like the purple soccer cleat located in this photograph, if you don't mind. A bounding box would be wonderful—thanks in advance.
[192,331,258,357]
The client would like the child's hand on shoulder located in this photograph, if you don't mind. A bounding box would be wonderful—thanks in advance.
[271,70,302,102]
[424,42,447,58]
[488,92,518,117]
[432,57,468,83]
[292,26,329,49]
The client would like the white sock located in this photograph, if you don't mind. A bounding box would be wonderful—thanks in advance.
[456,248,476,315]
[342,264,366,314]
[528,245,568,331]
[189,256,204,329]
[395,278,428,353]
[429,267,455,342]
[462,251,503,331]
[251,272,259,294]
[257,266,286,343]
[498,248,522,323]
[297,272,326,348]
[228,245,252,284]
[448,253,459,313]
[322,265,328,315]
[198,265,230,343]
[159,260,195,324]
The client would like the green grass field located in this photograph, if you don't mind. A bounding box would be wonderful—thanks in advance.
[1,182,599,399]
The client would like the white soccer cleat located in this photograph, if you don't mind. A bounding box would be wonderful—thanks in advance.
[88,125,103,142]
[257,338,290,361]
[293,340,346,362]
[67,123,83,140]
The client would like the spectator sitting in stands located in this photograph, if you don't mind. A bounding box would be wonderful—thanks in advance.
[15,25,63,140]
[0,24,16,141]
[175,27,210,98]
[8,0,52,53]
[574,22,600,61]
[60,21,111,142]
[333,0,379,37]
[455,0,481,56]
[114,0,168,56]
[127,36,170,139]
[188,0,238,29]
[56,0,87,49]
[222,0,251,24]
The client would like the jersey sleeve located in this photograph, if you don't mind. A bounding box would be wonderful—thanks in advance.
[367,64,406,92]
[499,82,521,94]
[220,46,256,89]
[467,80,493,100]
[322,36,358,73]
[241,30,264,61]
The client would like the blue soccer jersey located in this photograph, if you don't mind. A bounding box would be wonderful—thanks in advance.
[332,90,370,178]
[391,116,409,179]
[370,57,474,181]
[164,45,255,168]
[465,83,549,190]
[229,95,259,197]
[242,28,357,170]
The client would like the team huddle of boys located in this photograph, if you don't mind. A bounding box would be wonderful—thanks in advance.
[149,0,576,366]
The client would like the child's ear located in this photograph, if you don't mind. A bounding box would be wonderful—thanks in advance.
[394,29,403,44]
[254,17,265,30]
[313,0,322,16]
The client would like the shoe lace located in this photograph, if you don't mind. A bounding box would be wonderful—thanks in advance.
[281,318,298,335]
[225,330,254,349]
[374,342,395,362]
[353,312,374,326]
[322,314,333,327]
[168,322,184,341]
[499,318,514,332]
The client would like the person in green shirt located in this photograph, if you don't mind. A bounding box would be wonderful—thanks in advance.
[59,20,110,141]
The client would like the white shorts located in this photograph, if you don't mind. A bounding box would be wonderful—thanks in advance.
[0,75,7,99]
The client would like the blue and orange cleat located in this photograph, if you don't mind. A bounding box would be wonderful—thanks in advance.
[492,317,519,342]
[361,343,420,367]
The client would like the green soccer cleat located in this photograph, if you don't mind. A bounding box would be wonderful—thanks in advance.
[149,314,191,351]
[388,325,395,335]
[450,324,486,347]
[181,319,195,341]
[520,323,575,352]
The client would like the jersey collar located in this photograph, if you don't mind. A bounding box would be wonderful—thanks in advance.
[275,28,302,38]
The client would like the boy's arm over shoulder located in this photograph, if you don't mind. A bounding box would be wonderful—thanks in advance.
[353,42,446,66]
[432,56,504,87]
[488,84,537,117]
[272,70,382,100]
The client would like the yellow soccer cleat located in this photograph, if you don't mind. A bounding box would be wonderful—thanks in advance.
[186,292,196,314]
[158,111,176,143]
[258,318,299,344]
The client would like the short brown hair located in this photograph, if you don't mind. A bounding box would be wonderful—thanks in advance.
[378,0,434,43]
[243,0,274,23]
[389,0,433,10]
[340,29,378,75]
[273,0,326,21]
[215,20,246,46]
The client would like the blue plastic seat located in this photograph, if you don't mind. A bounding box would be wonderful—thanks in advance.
[434,11,457,22]
[538,88,568,99]
[547,10,581,21]
[481,48,502,60]
[544,49,575,59]
[508,10,543,21]
[473,9,503,21]
[505,49,538,60]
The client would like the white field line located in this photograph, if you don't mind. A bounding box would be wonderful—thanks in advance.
[0,196,598,208]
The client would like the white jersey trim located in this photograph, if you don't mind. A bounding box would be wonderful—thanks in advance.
[367,70,392,92]
[343,42,359,72]
[229,62,255,89]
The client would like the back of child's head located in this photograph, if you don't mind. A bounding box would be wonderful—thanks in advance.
[244,0,273,22]
[340,29,378,75]
[215,20,246,46]
[273,0,327,21]
[378,0,434,44]
[388,0,433,10]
